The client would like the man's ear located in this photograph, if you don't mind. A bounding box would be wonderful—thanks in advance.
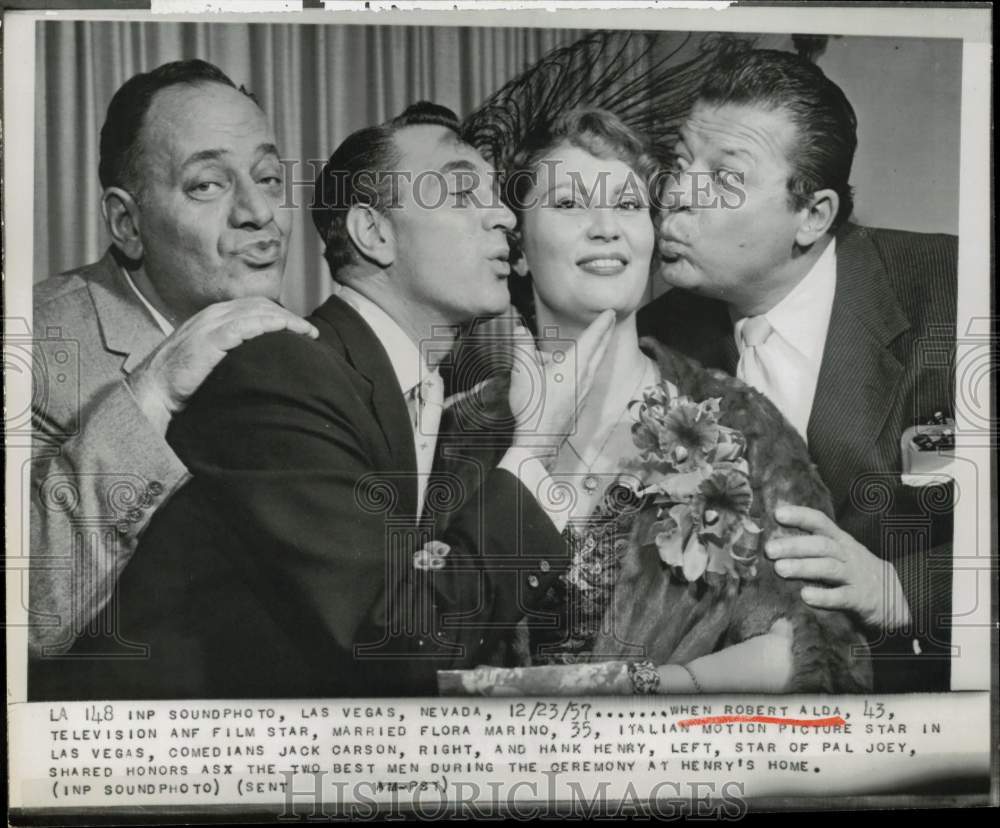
[345,204,395,268]
[101,187,144,261]
[794,188,839,247]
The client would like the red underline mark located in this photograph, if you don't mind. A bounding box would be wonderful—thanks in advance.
[677,715,847,728]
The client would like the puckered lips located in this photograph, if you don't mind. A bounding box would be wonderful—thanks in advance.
[487,247,510,276]
[237,237,283,267]
[657,232,687,263]
[576,251,629,276]
[657,218,687,263]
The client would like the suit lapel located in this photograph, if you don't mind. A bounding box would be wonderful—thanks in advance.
[807,225,910,512]
[716,324,739,374]
[87,251,166,374]
[311,295,419,519]
[682,296,738,373]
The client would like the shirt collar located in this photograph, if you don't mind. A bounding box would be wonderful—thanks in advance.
[735,237,837,364]
[336,283,430,395]
[121,268,174,336]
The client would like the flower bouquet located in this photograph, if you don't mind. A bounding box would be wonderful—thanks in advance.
[628,385,762,585]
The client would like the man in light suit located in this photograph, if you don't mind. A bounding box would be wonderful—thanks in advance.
[54,103,614,699]
[638,48,956,691]
[28,60,317,672]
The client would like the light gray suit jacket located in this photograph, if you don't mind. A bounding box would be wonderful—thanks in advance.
[29,250,189,656]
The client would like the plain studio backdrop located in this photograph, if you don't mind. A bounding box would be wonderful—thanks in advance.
[33,22,961,316]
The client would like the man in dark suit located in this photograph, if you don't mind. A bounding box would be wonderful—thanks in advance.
[56,103,614,700]
[639,49,956,691]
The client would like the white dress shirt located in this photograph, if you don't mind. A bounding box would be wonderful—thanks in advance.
[122,268,174,335]
[337,285,443,519]
[734,239,837,442]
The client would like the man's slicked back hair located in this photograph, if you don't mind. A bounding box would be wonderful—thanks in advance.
[312,101,462,278]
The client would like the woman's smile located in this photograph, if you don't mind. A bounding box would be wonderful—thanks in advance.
[577,252,629,276]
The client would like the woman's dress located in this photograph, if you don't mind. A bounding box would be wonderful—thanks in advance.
[436,339,873,694]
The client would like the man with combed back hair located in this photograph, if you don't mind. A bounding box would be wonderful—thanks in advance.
[640,48,956,691]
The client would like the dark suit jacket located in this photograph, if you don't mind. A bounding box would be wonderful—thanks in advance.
[55,295,566,700]
[638,224,957,691]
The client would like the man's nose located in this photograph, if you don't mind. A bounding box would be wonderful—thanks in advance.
[487,199,516,232]
[662,168,695,213]
[230,177,276,228]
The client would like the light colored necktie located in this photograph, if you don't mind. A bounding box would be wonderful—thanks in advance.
[737,315,808,440]
[406,371,444,519]
[737,314,778,405]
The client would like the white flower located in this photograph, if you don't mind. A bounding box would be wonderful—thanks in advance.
[414,540,450,571]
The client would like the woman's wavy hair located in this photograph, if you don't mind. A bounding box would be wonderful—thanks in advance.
[502,107,659,329]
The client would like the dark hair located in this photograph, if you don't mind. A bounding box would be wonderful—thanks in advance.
[99,59,254,194]
[696,48,857,229]
[312,101,462,278]
[504,107,658,328]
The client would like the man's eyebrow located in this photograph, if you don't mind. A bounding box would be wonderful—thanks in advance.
[181,148,229,168]
[676,132,754,163]
[719,146,754,161]
[439,159,479,174]
[180,143,281,169]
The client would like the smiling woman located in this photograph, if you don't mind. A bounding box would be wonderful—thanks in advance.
[496,116,656,334]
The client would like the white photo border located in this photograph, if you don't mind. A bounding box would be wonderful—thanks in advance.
[3,1,995,818]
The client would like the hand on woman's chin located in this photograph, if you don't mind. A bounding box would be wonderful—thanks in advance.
[555,305,622,330]
[584,303,630,324]
[537,296,631,331]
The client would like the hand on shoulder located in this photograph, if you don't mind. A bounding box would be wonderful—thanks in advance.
[128,297,318,434]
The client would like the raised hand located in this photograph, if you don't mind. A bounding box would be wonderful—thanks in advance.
[508,309,615,467]
[128,297,319,434]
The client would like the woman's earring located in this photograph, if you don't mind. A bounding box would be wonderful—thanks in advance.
[512,255,530,277]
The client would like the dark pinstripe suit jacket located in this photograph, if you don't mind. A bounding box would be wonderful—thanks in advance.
[638,223,957,692]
